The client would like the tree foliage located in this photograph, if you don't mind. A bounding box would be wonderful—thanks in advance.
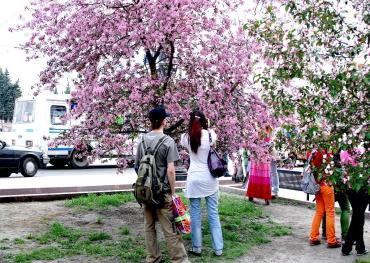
[16,0,278,163]
[0,68,22,121]
[247,0,369,191]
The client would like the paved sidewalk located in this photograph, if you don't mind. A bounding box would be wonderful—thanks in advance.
[222,183,370,216]
[1,166,368,217]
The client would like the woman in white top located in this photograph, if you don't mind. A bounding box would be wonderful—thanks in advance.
[180,111,223,257]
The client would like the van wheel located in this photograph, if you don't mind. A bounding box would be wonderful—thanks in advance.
[69,150,89,169]
[50,160,68,168]
[20,157,39,177]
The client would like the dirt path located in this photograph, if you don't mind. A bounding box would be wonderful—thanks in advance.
[0,198,369,263]
[235,200,370,263]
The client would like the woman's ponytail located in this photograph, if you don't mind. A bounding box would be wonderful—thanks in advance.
[188,111,208,153]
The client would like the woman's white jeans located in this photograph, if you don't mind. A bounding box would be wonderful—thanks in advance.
[189,191,223,255]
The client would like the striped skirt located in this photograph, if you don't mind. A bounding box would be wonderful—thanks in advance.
[246,158,272,200]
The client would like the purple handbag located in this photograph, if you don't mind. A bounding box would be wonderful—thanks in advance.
[207,131,227,178]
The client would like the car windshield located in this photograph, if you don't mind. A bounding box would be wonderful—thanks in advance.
[13,101,35,124]
[50,105,67,125]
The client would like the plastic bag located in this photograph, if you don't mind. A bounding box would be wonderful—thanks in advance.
[171,195,191,234]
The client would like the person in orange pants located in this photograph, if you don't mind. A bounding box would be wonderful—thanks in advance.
[308,150,341,248]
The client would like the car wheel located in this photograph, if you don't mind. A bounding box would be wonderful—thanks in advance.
[50,160,68,168]
[69,150,89,169]
[0,171,12,177]
[20,157,39,177]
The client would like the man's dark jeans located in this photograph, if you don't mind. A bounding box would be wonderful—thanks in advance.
[322,191,350,240]
[342,189,369,254]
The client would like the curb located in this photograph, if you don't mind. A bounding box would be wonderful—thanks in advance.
[0,180,235,203]
[0,183,183,203]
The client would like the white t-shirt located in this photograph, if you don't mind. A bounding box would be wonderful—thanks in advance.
[180,129,219,198]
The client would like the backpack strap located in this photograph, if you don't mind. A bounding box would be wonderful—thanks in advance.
[152,135,168,156]
[141,135,148,155]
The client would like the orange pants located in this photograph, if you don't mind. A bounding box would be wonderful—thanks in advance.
[310,184,337,245]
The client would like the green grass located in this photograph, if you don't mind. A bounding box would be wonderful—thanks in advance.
[64,192,135,210]
[14,247,63,262]
[5,192,291,263]
[13,238,25,245]
[119,226,130,236]
[117,236,146,262]
[35,222,83,245]
[356,258,370,263]
[88,232,112,241]
[179,193,292,262]
[7,221,142,263]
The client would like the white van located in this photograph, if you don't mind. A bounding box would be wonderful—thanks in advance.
[11,92,89,168]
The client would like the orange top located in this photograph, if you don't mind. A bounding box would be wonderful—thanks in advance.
[307,149,332,169]
[307,149,333,185]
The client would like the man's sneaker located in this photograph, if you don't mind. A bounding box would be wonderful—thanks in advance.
[342,251,352,256]
[310,240,321,246]
[356,249,369,256]
[188,248,201,256]
[327,241,342,248]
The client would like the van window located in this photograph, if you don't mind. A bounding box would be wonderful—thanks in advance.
[13,101,35,124]
[50,105,67,125]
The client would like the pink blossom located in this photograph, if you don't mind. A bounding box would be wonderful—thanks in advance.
[340,150,359,167]
[14,0,278,165]
[340,150,351,164]
[354,146,365,155]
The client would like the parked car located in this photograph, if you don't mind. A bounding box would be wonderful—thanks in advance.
[0,140,49,177]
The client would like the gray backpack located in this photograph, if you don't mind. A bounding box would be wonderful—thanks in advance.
[301,150,320,195]
[133,135,168,207]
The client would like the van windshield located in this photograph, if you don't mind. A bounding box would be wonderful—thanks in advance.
[13,101,35,124]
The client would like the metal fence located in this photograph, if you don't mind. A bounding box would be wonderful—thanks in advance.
[277,169,303,191]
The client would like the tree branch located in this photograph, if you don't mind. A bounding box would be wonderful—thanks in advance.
[162,41,175,92]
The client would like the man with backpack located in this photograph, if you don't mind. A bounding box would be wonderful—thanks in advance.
[134,107,190,263]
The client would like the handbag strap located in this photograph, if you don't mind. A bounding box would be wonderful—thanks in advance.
[306,149,317,165]
[208,130,217,151]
